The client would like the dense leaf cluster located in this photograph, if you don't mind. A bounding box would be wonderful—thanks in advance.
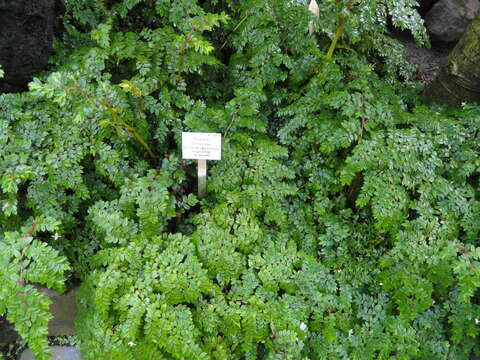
[1,0,480,359]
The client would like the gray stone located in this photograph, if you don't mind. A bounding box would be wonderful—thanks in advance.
[0,316,19,345]
[37,286,78,336]
[19,346,81,360]
[425,0,480,42]
[0,286,78,347]
[0,0,57,92]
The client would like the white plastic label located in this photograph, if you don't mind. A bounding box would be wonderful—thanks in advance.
[182,132,222,160]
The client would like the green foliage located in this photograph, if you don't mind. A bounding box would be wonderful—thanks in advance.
[0,221,69,360]
[1,0,480,359]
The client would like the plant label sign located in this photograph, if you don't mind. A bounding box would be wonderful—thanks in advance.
[182,132,222,160]
[182,132,222,198]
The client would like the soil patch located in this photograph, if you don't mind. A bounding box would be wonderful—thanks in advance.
[393,32,452,84]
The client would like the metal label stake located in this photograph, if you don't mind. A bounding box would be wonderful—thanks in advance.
[198,159,207,199]
[182,132,222,199]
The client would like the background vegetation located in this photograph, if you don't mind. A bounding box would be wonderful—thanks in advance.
[1,0,480,359]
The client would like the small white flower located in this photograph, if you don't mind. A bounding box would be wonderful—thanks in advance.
[53,233,61,240]
[475,319,480,325]
[300,322,307,331]
[128,341,136,347]
[348,329,354,337]
[379,282,383,286]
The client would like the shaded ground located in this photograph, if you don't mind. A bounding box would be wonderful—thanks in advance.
[394,32,453,84]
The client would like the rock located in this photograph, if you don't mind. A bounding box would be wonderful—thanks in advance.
[425,0,480,43]
[19,346,81,360]
[37,286,78,337]
[0,316,19,345]
[0,286,78,348]
[0,0,56,92]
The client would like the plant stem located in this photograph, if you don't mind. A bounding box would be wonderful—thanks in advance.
[64,84,156,160]
[325,0,355,61]
[221,13,251,49]
[325,15,345,61]
[106,106,156,159]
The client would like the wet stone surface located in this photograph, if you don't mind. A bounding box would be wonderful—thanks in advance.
[19,346,80,360]
[38,286,78,337]
[1,286,78,348]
